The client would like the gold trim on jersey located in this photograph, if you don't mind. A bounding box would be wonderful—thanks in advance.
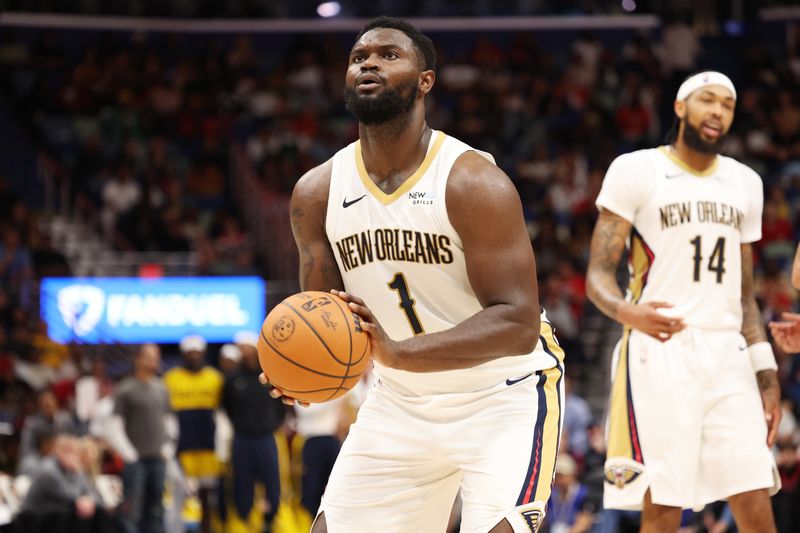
[536,364,563,504]
[627,230,654,304]
[606,328,644,471]
[516,364,563,507]
[355,130,447,206]
[658,145,718,177]
[539,320,565,364]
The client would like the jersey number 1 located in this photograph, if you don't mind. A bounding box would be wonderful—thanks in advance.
[388,273,424,335]
[690,235,726,283]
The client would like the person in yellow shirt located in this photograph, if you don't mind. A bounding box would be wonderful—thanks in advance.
[164,335,223,533]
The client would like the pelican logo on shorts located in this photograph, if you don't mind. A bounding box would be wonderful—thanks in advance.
[604,465,642,488]
[320,310,338,331]
[272,316,296,342]
[519,508,544,532]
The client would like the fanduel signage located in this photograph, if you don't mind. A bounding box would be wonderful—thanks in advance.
[41,277,266,344]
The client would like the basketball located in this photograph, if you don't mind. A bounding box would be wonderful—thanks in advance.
[257,291,371,403]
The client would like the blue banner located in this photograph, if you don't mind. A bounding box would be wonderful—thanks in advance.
[41,277,265,344]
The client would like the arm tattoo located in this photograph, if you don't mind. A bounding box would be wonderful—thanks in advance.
[291,204,344,291]
[320,251,343,290]
[756,369,779,394]
[587,212,630,320]
[740,244,767,345]
[291,206,315,290]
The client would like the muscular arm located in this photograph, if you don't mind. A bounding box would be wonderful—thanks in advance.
[741,243,779,376]
[742,243,781,445]
[290,161,344,292]
[740,243,767,346]
[586,208,684,340]
[386,152,540,371]
[586,209,631,320]
[792,243,800,289]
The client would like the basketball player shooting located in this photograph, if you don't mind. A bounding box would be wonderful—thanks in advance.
[260,16,565,533]
[586,71,781,532]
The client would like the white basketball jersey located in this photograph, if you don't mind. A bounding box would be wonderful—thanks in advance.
[596,146,764,331]
[326,130,557,395]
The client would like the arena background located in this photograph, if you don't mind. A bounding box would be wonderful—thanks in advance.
[0,1,799,532]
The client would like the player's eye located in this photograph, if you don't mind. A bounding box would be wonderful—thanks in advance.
[385,51,399,59]
[351,54,364,63]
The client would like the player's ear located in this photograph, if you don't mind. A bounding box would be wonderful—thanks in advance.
[419,70,435,95]
[674,100,686,120]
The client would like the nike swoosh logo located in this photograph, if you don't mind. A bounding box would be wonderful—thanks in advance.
[739,345,747,351]
[665,172,683,179]
[342,195,367,208]
[506,373,533,386]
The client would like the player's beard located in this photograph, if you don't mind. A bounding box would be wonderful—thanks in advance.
[344,79,418,125]
[681,120,726,155]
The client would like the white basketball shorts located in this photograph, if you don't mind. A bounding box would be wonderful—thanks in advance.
[604,327,780,511]
[317,363,565,533]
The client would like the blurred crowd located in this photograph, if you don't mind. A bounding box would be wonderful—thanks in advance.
[0,1,766,19]
[0,324,370,532]
[1,12,800,533]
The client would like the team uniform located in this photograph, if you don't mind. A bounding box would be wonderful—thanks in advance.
[320,130,565,533]
[163,365,224,482]
[596,146,780,510]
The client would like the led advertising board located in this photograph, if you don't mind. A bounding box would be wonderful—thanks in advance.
[41,277,265,344]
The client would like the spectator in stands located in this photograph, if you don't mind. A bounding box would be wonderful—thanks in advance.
[19,389,75,462]
[109,343,171,533]
[101,164,141,240]
[17,428,55,477]
[222,332,286,530]
[29,229,70,278]
[218,343,241,376]
[0,226,32,289]
[77,437,104,503]
[545,454,596,533]
[580,422,605,517]
[16,433,103,533]
[164,335,223,533]
[294,398,346,519]
[562,375,592,457]
[75,357,113,434]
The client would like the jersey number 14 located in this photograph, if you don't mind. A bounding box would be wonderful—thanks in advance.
[689,235,726,284]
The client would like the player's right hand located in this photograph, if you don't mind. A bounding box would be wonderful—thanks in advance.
[616,301,686,342]
[769,312,800,353]
[258,372,310,407]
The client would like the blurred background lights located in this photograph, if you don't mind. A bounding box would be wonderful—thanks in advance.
[317,2,341,17]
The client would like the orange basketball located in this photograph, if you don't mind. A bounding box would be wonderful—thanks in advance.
[257,291,371,403]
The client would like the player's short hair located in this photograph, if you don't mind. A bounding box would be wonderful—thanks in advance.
[355,16,436,72]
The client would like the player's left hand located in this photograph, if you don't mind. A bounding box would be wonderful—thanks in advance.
[756,369,781,447]
[331,290,401,369]
[768,312,800,353]
[258,372,310,408]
